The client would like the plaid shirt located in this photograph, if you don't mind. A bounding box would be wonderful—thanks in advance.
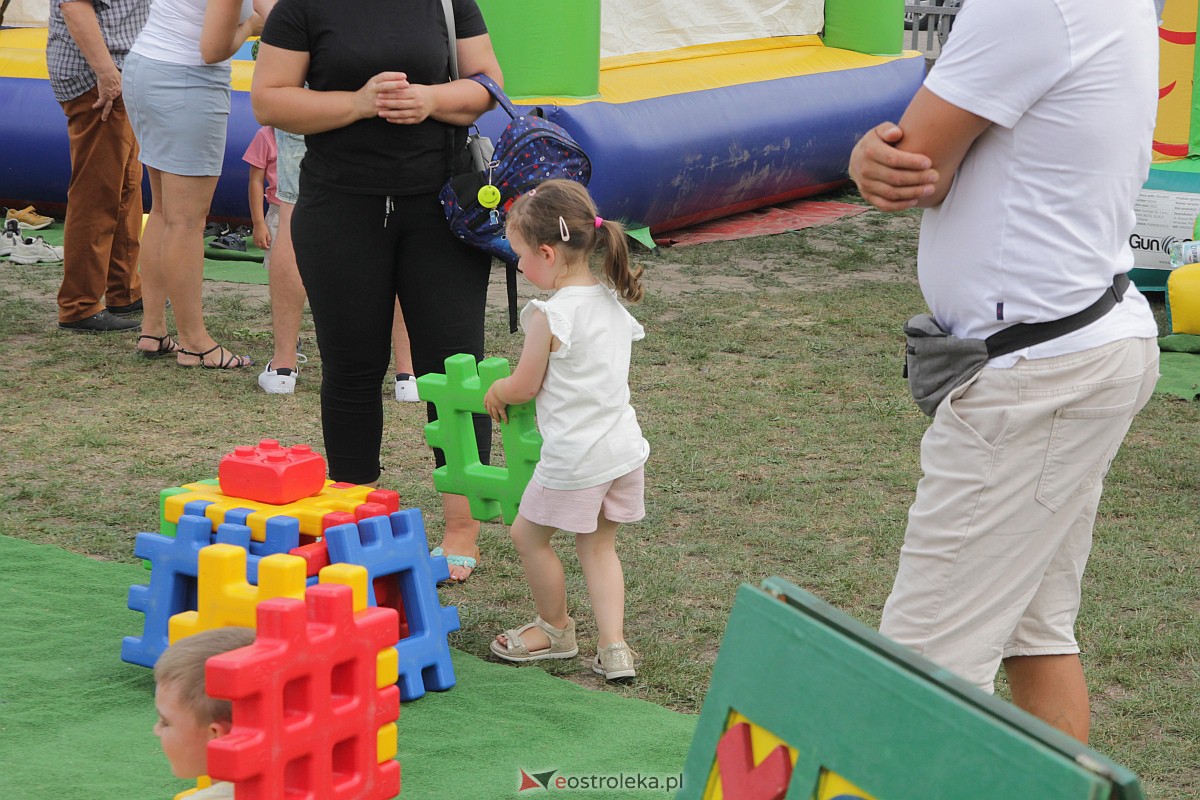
[46,0,150,102]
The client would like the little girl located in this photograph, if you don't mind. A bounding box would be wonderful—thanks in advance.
[484,180,648,681]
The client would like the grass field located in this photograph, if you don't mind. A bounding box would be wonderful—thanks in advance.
[1,196,1195,797]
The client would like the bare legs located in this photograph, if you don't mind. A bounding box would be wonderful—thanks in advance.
[137,167,248,366]
[440,493,482,582]
[266,201,306,371]
[392,299,414,376]
[1003,654,1090,743]
[496,512,626,653]
[576,515,626,649]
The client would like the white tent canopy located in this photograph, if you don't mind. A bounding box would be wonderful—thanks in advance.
[5,0,825,54]
[2,0,47,27]
[601,0,823,57]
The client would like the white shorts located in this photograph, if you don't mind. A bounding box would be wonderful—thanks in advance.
[880,337,1159,692]
[519,467,646,533]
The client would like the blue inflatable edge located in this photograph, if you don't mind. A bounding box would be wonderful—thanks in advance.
[1,54,924,228]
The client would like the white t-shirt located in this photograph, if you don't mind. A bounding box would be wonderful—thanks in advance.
[131,0,253,66]
[524,285,650,491]
[919,0,1159,366]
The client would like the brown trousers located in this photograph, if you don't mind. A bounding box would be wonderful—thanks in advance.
[57,87,143,323]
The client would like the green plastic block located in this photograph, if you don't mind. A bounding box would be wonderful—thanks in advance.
[418,353,542,524]
[679,578,1143,800]
[148,486,193,569]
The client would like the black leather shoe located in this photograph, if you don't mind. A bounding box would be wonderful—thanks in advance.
[105,298,144,317]
[59,310,142,333]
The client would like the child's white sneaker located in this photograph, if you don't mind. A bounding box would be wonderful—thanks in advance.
[395,372,420,402]
[0,229,19,259]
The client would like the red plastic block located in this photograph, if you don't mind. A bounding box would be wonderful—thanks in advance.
[365,490,401,515]
[206,584,401,800]
[323,511,358,532]
[291,541,332,578]
[355,503,390,523]
[716,722,792,800]
[219,440,327,506]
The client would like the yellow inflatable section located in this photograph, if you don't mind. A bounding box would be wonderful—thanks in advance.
[1154,0,1199,162]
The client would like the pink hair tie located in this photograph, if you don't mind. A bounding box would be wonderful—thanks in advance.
[594,216,604,229]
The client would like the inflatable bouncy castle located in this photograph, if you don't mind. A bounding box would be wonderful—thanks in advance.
[0,0,924,234]
[1132,0,1200,287]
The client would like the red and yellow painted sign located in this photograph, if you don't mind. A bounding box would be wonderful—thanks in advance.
[703,712,875,800]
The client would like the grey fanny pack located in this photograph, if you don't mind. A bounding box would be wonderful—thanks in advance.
[903,273,1130,416]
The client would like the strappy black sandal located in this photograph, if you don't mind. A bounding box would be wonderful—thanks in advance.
[137,333,179,359]
[177,343,253,369]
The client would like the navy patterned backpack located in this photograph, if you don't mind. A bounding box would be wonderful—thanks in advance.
[440,74,592,329]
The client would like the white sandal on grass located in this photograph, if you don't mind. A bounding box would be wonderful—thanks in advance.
[490,616,578,662]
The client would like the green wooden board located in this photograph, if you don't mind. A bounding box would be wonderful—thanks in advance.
[679,578,1142,800]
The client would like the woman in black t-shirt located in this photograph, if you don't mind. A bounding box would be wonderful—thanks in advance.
[252,0,502,582]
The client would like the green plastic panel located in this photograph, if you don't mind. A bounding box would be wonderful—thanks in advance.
[678,578,1143,800]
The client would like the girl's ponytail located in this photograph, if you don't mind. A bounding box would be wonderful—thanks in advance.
[508,180,644,303]
[596,219,643,303]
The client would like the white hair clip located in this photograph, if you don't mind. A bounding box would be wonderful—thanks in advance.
[559,216,570,242]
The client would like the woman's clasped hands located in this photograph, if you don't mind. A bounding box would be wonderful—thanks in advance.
[360,72,435,125]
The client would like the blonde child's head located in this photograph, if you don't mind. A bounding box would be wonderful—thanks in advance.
[153,627,255,779]
[507,179,644,303]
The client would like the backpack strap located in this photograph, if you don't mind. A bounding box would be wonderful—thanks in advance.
[506,262,519,333]
[468,73,519,119]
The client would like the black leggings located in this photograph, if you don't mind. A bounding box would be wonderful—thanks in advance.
[292,180,492,484]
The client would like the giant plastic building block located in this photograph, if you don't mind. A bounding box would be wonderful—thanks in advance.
[162,477,400,543]
[206,579,401,800]
[417,353,542,524]
[218,439,328,505]
[323,509,459,701]
[124,514,305,667]
[122,515,213,668]
[169,545,310,643]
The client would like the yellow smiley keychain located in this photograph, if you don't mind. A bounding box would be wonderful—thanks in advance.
[477,184,501,209]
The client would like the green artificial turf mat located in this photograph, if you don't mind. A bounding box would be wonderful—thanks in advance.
[0,535,695,799]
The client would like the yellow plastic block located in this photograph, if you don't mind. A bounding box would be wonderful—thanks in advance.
[163,479,378,541]
[1168,262,1200,334]
[377,721,399,763]
[377,647,400,689]
[168,546,307,643]
[318,562,368,612]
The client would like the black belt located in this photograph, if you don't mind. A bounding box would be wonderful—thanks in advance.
[985,273,1130,359]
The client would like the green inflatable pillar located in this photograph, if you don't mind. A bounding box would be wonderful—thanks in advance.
[476,0,600,99]
[823,0,904,57]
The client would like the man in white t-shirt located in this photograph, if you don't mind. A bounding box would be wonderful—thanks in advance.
[849,0,1160,742]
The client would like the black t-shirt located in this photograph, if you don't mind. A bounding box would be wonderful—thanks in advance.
[261,0,487,195]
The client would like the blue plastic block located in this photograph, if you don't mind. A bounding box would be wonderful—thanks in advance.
[323,509,460,700]
[418,354,542,524]
[252,515,301,558]
[123,516,304,669]
[121,515,213,668]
